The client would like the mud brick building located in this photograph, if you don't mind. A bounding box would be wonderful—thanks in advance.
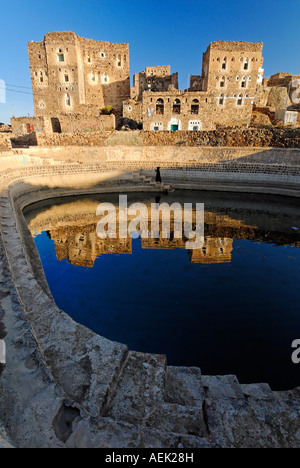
[28,31,130,118]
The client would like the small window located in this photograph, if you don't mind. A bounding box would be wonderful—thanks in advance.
[39,72,43,83]
[221,58,227,70]
[64,74,69,83]
[191,99,199,115]
[65,93,71,107]
[87,57,91,64]
[100,52,106,58]
[237,94,243,106]
[219,94,224,106]
[57,53,64,62]
[173,99,181,114]
[220,76,226,88]
[244,58,249,70]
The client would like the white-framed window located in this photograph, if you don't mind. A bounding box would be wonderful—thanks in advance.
[219,94,225,105]
[241,77,247,89]
[151,122,163,131]
[243,58,249,71]
[102,74,109,84]
[100,52,106,58]
[237,94,243,106]
[221,57,227,70]
[188,120,201,131]
[65,93,71,107]
[57,52,64,62]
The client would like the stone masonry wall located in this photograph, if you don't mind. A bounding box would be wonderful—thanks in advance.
[33,127,300,148]
[0,133,12,151]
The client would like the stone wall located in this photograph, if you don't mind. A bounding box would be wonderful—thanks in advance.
[11,116,53,135]
[0,133,12,151]
[57,114,115,133]
[31,127,300,148]
[35,131,111,147]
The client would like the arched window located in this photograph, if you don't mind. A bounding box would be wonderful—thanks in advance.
[221,57,227,70]
[156,98,164,115]
[244,58,249,71]
[65,93,71,107]
[241,76,247,88]
[237,94,243,106]
[220,76,226,88]
[191,99,199,115]
[57,52,64,62]
[173,99,181,114]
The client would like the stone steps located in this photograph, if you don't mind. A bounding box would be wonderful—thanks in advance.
[104,351,207,438]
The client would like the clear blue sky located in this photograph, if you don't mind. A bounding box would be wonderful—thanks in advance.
[0,0,299,124]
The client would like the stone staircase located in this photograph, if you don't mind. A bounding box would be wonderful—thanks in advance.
[130,171,175,192]
[98,349,300,448]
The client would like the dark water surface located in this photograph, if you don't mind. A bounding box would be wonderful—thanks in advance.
[24,191,300,390]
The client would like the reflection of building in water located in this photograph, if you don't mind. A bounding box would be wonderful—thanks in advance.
[141,235,233,264]
[27,199,300,268]
[190,237,233,264]
[49,226,131,268]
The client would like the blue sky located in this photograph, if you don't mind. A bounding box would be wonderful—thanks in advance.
[0,0,299,124]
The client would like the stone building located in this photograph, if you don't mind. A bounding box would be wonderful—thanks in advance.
[131,66,178,100]
[28,31,130,118]
[128,41,265,131]
[123,66,178,126]
[254,72,300,125]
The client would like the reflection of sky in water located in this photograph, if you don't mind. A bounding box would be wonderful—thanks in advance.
[28,194,300,391]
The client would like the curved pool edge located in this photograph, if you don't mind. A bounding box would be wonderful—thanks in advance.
[0,161,299,448]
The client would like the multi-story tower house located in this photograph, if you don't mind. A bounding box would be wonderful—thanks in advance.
[131,66,178,100]
[201,41,264,124]
[28,31,130,117]
[141,41,264,131]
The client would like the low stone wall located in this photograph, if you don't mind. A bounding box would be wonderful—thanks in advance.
[36,131,112,147]
[58,114,115,133]
[0,133,12,151]
[29,127,300,148]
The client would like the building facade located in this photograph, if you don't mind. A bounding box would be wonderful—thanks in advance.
[28,31,130,117]
[128,41,265,131]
